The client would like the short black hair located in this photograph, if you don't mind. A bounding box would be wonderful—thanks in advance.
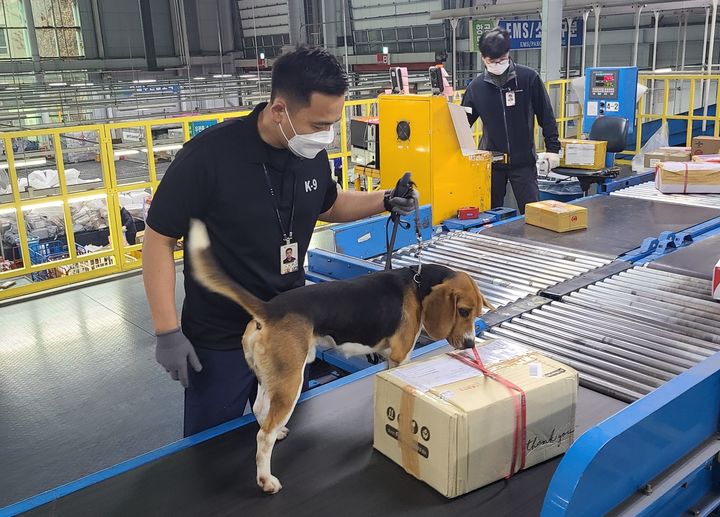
[479,28,511,59]
[271,46,348,106]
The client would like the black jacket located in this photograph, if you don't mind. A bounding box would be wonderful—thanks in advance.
[461,63,560,168]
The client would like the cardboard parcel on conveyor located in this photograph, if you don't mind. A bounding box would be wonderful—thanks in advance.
[373,339,579,498]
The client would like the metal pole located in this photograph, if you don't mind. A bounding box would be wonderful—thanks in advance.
[702,6,710,73]
[674,13,682,70]
[566,17,573,79]
[581,10,589,73]
[252,4,261,90]
[90,0,105,59]
[593,5,601,67]
[341,0,349,76]
[451,18,458,90]
[321,0,328,47]
[216,0,226,108]
[650,11,659,112]
[632,5,643,67]
[680,11,688,71]
[703,0,718,131]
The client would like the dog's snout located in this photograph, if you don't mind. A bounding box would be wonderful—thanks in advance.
[462,337,475,349]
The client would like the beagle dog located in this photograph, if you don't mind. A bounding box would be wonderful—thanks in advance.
[187,219,493,494]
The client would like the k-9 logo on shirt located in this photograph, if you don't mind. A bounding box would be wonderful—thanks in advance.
[304,179,318,192]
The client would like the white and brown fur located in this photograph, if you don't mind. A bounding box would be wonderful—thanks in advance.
[187,219,493,494]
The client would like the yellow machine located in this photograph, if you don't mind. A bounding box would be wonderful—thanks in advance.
[379,94,492,225]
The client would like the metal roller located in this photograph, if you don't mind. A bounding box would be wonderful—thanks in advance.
[480,266,720,402]
[610,181,720,209]
[565,286,720,328]
[482,328,653,401]
[377,232,612,308]
[537,302,717,357]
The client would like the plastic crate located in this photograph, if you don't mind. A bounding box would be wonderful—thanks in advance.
[29,239,86,281]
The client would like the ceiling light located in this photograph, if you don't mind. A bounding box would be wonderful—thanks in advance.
[193,77,206,80]
[212,74,232,78]
[653,68,672,74]
[132,79,157,84]
[48,82,67,87]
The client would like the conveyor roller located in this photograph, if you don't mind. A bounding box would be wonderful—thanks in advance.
[610,181,720,209]
[374,232,612,308]
[483,267,720,402]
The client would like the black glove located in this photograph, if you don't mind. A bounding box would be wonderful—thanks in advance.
[155,327,202,388]
[383,172,419,216]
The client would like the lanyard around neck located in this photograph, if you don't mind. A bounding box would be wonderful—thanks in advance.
[262,163,296,244]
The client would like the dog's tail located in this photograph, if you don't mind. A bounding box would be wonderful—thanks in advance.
[187,219,267,322]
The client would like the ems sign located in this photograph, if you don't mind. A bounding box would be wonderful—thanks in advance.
[497,18,583,49]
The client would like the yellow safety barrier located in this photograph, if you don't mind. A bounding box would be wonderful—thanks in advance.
[1,74,717,301]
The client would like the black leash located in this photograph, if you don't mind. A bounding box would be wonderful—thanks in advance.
[384,172,418,271]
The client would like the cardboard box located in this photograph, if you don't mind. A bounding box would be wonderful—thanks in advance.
[559,139,607,170]
[693,154,720,163]
[655,162,720,194]
[525,200,588,232]
[644,149,692,169]
[373,340,578,498]
[691,136,720,156]
[713,259,720,301]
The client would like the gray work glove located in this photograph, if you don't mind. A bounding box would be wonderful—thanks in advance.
[383,174,420,216]
[155,328,202,388]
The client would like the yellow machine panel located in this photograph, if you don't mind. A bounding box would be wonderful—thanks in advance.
[379,94,491,224]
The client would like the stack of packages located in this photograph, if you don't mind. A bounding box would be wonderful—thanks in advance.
[373,340,578,497]
[655,137,720,193]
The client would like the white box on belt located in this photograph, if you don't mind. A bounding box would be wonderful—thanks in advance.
[713,259,720,300]
[373,339,578,498]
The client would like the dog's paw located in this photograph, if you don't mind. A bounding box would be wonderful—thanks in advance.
[257,474,282,494]
[276,426,289,441]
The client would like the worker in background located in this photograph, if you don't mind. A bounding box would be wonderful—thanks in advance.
[462,27,561,214]
[142,46,417,437]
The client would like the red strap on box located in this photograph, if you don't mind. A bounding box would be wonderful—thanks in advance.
[448,349,527,478]
[683,162,689,194]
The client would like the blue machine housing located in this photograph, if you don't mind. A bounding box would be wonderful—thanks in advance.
[583,66,638,147]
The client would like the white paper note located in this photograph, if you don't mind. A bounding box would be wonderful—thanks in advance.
[565,143,596,166]
[389,355,480,392]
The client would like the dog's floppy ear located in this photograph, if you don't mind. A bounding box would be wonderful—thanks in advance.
[470,279,495,314]
[422,282,457,339]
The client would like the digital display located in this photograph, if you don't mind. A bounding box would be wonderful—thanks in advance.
[590,70,618,100]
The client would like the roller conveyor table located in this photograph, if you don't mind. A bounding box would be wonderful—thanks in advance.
[483,267,720,402]
[12,345,626,517]
[610,180,720,210]
[481,196,720,259]
[649,234,720,280]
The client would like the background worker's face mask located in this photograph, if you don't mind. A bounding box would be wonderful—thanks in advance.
[485,58,510,76]
[279,109,334,159]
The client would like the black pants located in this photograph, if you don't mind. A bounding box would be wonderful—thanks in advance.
[491,164,539,214]
[184,345,311,437]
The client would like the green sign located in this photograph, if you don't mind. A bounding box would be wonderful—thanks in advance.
[470,19,494,52]
[189,119,217,137]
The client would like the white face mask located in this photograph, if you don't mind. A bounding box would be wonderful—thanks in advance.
[279,109,334,159]
[486,59,510,76]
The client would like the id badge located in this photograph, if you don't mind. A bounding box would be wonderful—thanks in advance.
[505,91,516,107]
[280,242,299,275]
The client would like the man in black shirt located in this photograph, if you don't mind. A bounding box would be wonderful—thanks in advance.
[462,28,560,214]
[143,46,417,436]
